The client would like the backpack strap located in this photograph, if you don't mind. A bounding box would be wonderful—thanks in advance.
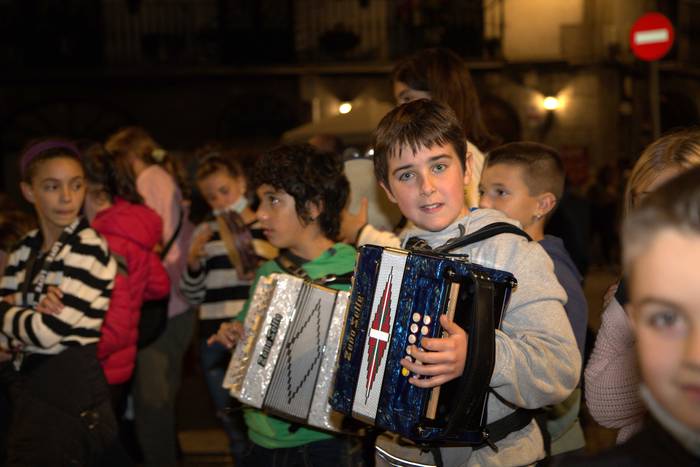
[434,222,531,254]
[111,252,129,276]
[474,408,544,453]
[160,207,184,260]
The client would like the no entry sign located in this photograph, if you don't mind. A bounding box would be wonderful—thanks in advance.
[630,12,674,61]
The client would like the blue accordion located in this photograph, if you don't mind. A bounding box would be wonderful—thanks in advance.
[331,244,517,445]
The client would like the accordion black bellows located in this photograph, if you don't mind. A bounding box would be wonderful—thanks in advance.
[330,244,517,445]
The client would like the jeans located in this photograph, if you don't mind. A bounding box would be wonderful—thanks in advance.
[200,339,249,464]
[239,437,364,467]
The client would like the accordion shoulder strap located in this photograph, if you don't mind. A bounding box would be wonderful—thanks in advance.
[434,222,531,254]
[274,253,309,279]
[274,253,353,286]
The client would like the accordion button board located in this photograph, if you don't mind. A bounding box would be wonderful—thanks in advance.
[331,244,517,444]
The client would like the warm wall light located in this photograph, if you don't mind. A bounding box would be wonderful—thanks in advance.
[339,102,352,114]
[543,96,560,110]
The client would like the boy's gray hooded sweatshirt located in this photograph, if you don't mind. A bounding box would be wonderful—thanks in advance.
[372,209,582,467]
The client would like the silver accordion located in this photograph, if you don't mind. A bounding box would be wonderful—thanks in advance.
[223,273,350,432]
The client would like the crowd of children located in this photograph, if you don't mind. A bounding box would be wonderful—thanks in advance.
[1,47,699,467]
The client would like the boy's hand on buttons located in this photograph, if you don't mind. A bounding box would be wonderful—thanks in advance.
[401,314,468,388]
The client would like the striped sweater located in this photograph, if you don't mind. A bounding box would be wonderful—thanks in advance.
[0,217,116,355]
[180,218,270,321]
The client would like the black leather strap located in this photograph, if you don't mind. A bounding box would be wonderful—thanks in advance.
[475,408,540,452]
[445,277,496,436]
[274,252,353,285]
[434,222,531,254]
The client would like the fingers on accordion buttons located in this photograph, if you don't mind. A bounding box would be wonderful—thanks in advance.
[412,312,421,323]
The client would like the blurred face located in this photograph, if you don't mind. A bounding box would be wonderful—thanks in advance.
[628,229,700,431]
[255,184,319,253]
[381,143,469,232]
[394,80,431,105]
[479,163,540,229]
[632,165,683,208]
[198,169,246,211]
[83,183,109,223]
[21,157,85,238]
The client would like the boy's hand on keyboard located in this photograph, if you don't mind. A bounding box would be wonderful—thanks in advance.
[401,314,468,388]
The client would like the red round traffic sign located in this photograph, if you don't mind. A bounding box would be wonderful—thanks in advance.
[630,12,674,61]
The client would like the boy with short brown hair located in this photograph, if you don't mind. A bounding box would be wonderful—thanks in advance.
[479,142,588,456]
[371,99,580,466]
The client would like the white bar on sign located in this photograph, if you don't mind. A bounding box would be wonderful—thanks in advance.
[634,29,669,45]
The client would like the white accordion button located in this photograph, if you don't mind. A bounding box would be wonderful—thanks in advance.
[410,323,419,334]
[412,312,421,323]
[408,334,417,344]
[421,325,429,335]
[423,315,431,325]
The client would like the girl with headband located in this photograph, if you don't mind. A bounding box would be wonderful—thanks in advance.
[0,139,122,465]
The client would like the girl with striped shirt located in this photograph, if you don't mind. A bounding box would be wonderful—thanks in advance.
[0,140,119,466]
[180,149,274,464]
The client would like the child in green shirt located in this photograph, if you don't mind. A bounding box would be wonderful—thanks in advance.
[209,144,361,466]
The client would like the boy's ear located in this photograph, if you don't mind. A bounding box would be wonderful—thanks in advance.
[306,199,324,221]
[536,192,557,219]
[380,182,397,204]
[20,182,35,205]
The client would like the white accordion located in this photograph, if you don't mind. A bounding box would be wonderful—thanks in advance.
[223,273,350,432]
